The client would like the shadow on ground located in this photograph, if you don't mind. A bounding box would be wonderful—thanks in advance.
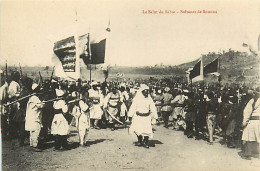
[86,139,113,146]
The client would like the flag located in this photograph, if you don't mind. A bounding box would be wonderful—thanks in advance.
[80,32,109,65]
[203,58,219,76]
[189,57,203,82]
[185,68,193,83]
[79,33,91,65]
[89,39,106,64]
[87,23,111,65]
[53,36,79,80]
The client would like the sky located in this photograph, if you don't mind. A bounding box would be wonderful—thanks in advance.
[0,0,259,67]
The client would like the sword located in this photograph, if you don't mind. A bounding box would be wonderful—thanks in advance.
[105,109,130,134]
[105,109,128,126]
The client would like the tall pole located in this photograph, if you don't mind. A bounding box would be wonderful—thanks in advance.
[89,33,92,82]
[74,8,80,80]
[4,60,8,85]
[90,64,92,82]
[6,60,8,79]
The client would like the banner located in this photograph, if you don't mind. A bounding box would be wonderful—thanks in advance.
[189,57,203,82]
[203,58,219,76]
[53,36,80,80]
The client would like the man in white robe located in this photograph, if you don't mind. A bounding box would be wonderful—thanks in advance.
[25,84,44,152]
[241,89,260,159]
[128,84,158,148]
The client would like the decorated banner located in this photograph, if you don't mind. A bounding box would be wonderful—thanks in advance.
[54,36,76,72]
[53,35,80,80]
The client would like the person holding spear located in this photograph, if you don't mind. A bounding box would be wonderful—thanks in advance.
[51,88,70,151]
[25,83,44,152]
[7,71,21,139]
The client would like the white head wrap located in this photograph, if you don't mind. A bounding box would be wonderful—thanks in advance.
[56,89,64,97]
[32,83,39,91]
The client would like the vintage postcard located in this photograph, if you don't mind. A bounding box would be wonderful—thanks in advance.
[1,0,260,170]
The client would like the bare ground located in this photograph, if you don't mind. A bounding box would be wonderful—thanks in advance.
[2,123,260,171]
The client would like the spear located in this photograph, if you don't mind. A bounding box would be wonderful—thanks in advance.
[50,66,55,81]
[3,93,37,106]
[19,63,23,77]
[3,90,53,106]
[5,60,8,79]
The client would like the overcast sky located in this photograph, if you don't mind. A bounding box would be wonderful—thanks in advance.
[0,0,259,67]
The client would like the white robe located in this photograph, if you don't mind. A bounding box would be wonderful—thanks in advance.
[8,81,20,98]
[51,99,69,135]
[88,89,103,119]
[78,100,90,131]
[25,95,43,131]
[242,98,260,142]
[128,92,158,138]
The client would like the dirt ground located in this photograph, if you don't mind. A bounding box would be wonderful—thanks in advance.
[2,122,260,171]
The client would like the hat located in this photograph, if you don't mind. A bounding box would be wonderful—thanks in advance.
[91,81,98,86]
[139,84,149,92]
[164,87,170,92]
[120,83,126,88]
[32,83,39,91]
[56,89,65,97]
[71,91,77,97]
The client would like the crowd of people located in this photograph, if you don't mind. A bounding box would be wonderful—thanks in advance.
[0,71,259,160]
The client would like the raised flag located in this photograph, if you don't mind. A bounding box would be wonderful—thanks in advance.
[79,32,108,65]
[79,33,91,65]
[189,57,203,82]
[203,58,219,76]
[53,36,80,80]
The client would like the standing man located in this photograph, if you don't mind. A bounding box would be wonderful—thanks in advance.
[25,84,44,152]
[153,89,163,123]
[205,91,219,145]
[218,94,231,145]
[16,77,33,146]
[88,82,103,129]
[171,89,186,129]
[0,72,9,139]
[51,89,70,151]
[78,90,90,146]
[161,87,173,128]
[7,71,21,138]
[119,83,129,122]
[184,92,196,138]
[104,86,123,131]
[129,84,158,148]
[241,88,260,160]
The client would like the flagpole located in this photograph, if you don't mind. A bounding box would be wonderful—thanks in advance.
[74,8,80,80]
[218,56,221,96]
[89,33,92,82]
[6,60,8,80]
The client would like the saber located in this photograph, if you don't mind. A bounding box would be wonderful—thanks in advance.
[106,109,128,126]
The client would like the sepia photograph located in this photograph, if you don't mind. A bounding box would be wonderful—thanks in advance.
[0,0,260,170]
